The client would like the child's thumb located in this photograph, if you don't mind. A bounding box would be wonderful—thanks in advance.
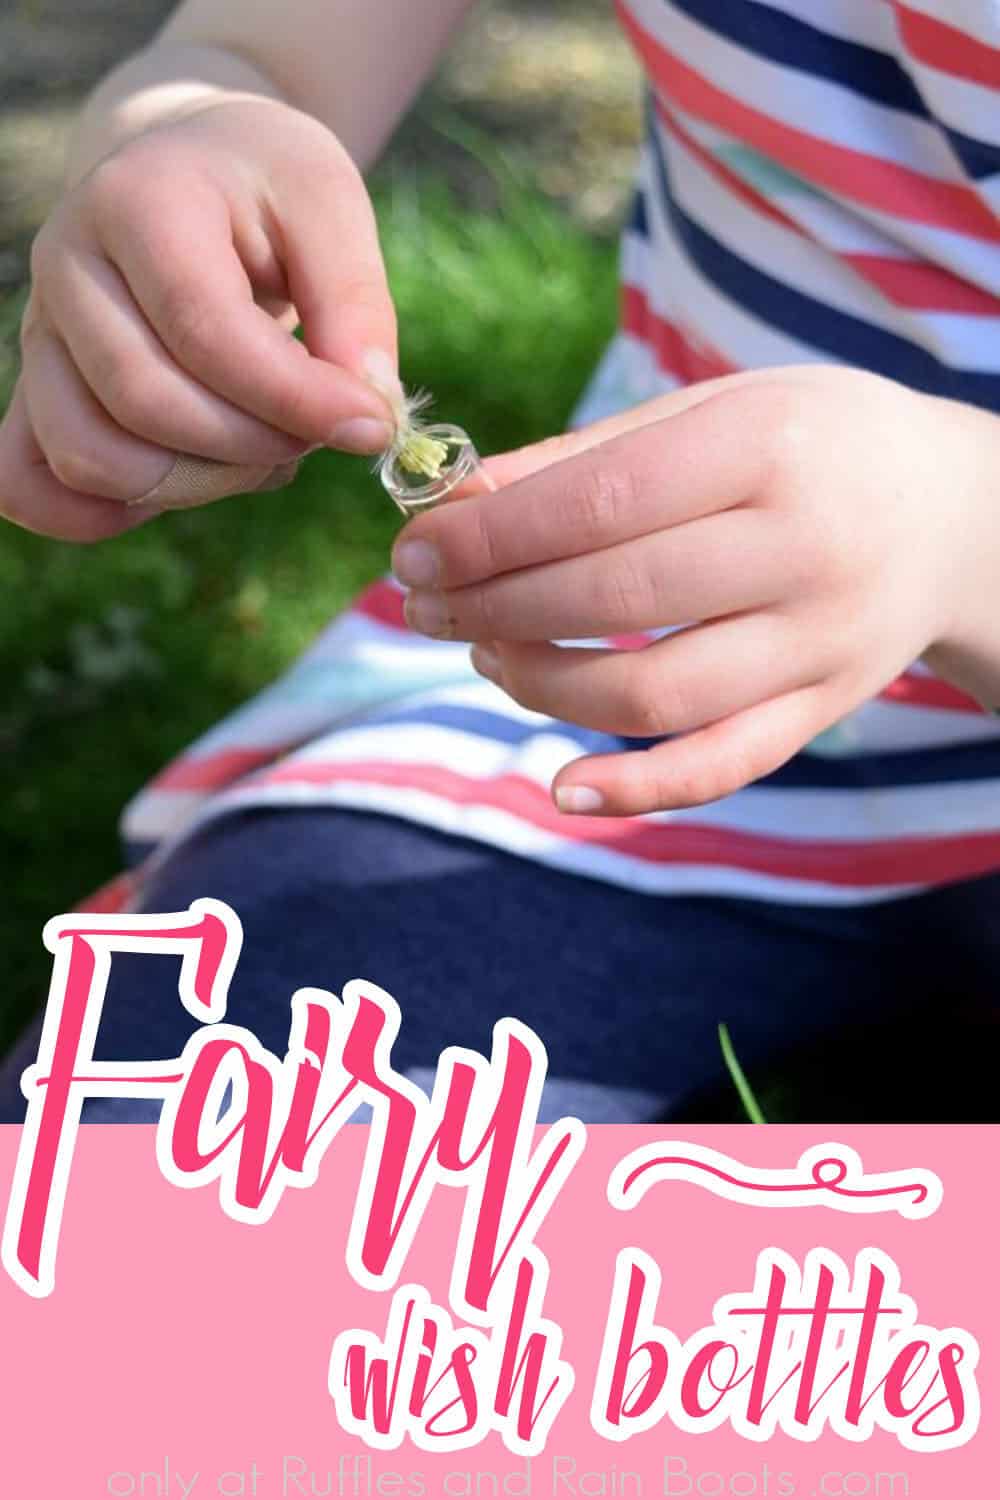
[275,167,402,426]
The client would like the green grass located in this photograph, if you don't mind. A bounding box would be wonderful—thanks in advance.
[0,176,618,1051]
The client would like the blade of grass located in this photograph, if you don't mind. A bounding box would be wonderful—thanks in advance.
[718,1022,768,1124]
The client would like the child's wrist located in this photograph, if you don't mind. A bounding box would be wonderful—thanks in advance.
[922,402,1000,709]
[68,42,286,186]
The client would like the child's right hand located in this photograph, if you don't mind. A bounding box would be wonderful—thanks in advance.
[0,96,399,541]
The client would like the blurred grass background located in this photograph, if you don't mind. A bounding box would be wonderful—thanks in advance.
[3,0,995,1121]
[0,176,621,1053]
[0,0,633,1059]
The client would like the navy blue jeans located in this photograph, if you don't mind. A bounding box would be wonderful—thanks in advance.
[1,809,997,1122]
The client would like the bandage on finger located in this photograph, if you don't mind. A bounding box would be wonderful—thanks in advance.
[129,455,300,509]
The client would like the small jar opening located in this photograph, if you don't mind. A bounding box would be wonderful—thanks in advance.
[380,423,480,517]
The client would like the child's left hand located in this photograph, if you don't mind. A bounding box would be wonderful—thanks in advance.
[391,366,1000,816]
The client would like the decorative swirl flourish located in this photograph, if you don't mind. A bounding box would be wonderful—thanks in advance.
[610,1143,942,1220]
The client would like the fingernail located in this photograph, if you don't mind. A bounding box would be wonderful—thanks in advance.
[470,644,501,681]
[404,590,451,638]
[393,539,441,588]
[555,785,604,815]
[329,417,394,454]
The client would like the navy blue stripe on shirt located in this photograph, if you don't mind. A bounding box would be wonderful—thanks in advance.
[661,0,930,116]
[945,127,1000,183]
[336,704,1000,790]
[622,734,1000,788]
[662,0,1000,184]
[118,712,1000,871]
[646,113,1000,411]
[761,740,1000,790]
[352,702,619,755]
[628,187,650,239]
[125,839,157,867]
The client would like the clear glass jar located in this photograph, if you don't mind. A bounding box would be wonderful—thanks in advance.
[379,423,493,518]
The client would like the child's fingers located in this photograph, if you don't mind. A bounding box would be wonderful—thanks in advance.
[0,383,157,542]
[20,324,173,501]
[40,249,308,466]
[404,509,790,642]
[472,612,816,739]
[394,384,780,591]
[275,155,399,386]
[549,683,837,818]
[478,367,819,490]
[97,179,393,448]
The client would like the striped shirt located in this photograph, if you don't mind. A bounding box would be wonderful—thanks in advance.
[114,0,1000,914]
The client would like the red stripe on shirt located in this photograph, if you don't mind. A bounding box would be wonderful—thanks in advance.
[310,586,988,725]
[144,670,985,797]
[842,254,1000,314]
[622,283,738,381]
[355,579,408,630]
[657,101,1000,315]
[355,575,985,724]
[893,2,1000,90]
[244,759,1000,888]
[153,745,287,792]
[879,670,986,714]
[656,99,801,231]
[617,0,1000,243]
[73,869,140,915]
[607,633,656,650]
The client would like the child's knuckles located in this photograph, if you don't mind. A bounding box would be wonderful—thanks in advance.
[45,437,118,498]
[472,499,506,579]
[756,385,823,493]
[565,458,640,546]
[620,669,692,738]
[494,663,543,714]
[594,551,657,630]
[155,281,222,371]
[469,582,505,640]
[93,347,160,433]
[778,519,836,596]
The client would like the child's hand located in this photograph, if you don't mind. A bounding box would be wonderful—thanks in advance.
[391,367,1000,816]
[0,97,397,540]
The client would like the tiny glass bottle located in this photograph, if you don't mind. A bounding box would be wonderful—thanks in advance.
[379,422,494,518]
